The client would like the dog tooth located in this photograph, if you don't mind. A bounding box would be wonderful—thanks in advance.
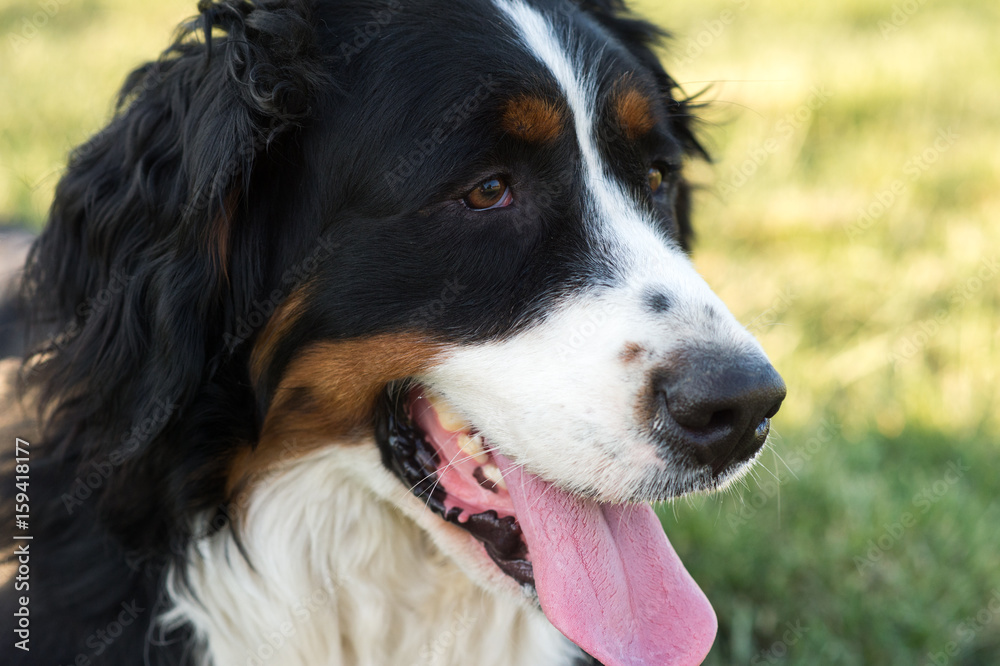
[481,463,507,490]
[426,392,469,432]
[458,433,489,465]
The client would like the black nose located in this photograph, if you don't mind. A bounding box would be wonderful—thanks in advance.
[653,347,786,475]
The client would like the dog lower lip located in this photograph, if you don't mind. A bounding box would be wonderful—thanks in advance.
[374,384,534,587]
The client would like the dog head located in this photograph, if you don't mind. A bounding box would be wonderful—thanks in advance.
[25,1,783,664]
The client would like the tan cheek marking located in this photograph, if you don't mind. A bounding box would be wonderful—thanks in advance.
[501,95,565,143]
[249,286,311,387]
[228,333,442,497]
[614,87,656,141]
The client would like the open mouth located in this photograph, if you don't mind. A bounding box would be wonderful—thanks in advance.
[374,383,533,586]
[374,381,718,666]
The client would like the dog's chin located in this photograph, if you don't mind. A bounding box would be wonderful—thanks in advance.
[372,380,764,592]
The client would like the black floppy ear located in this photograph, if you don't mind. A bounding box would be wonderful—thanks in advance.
[575,0,708,252]
[29,0,326,325]
[21,0,329,544]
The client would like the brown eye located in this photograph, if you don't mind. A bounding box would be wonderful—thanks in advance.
[464,177,513,210]
[647,166,664,192]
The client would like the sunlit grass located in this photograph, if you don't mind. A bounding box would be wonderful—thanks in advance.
[2,0,998,663]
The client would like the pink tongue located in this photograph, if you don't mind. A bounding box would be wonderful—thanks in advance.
[494,454,717,666]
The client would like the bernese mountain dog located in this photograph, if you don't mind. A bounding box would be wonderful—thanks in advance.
[0,0,785,664]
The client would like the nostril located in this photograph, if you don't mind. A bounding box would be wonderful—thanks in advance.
[669,401,737,433]
[707,408,737,431]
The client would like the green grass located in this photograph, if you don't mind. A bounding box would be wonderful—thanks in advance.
[3,1,999,664]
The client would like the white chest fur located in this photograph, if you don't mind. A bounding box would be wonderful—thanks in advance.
[161,445,578,666]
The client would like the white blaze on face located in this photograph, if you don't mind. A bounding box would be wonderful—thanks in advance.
[423,0,767,502]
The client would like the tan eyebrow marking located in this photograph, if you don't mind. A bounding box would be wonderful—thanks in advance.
[613,82,657,141]
[501,94,565,143]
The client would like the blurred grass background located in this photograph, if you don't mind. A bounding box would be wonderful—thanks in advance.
[1,0,998,664]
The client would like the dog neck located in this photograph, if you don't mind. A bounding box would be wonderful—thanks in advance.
[162,444,576,665]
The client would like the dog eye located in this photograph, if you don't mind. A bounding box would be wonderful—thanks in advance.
[464,177,513,210]
[648,162,683,194]
[647,166,664,192]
